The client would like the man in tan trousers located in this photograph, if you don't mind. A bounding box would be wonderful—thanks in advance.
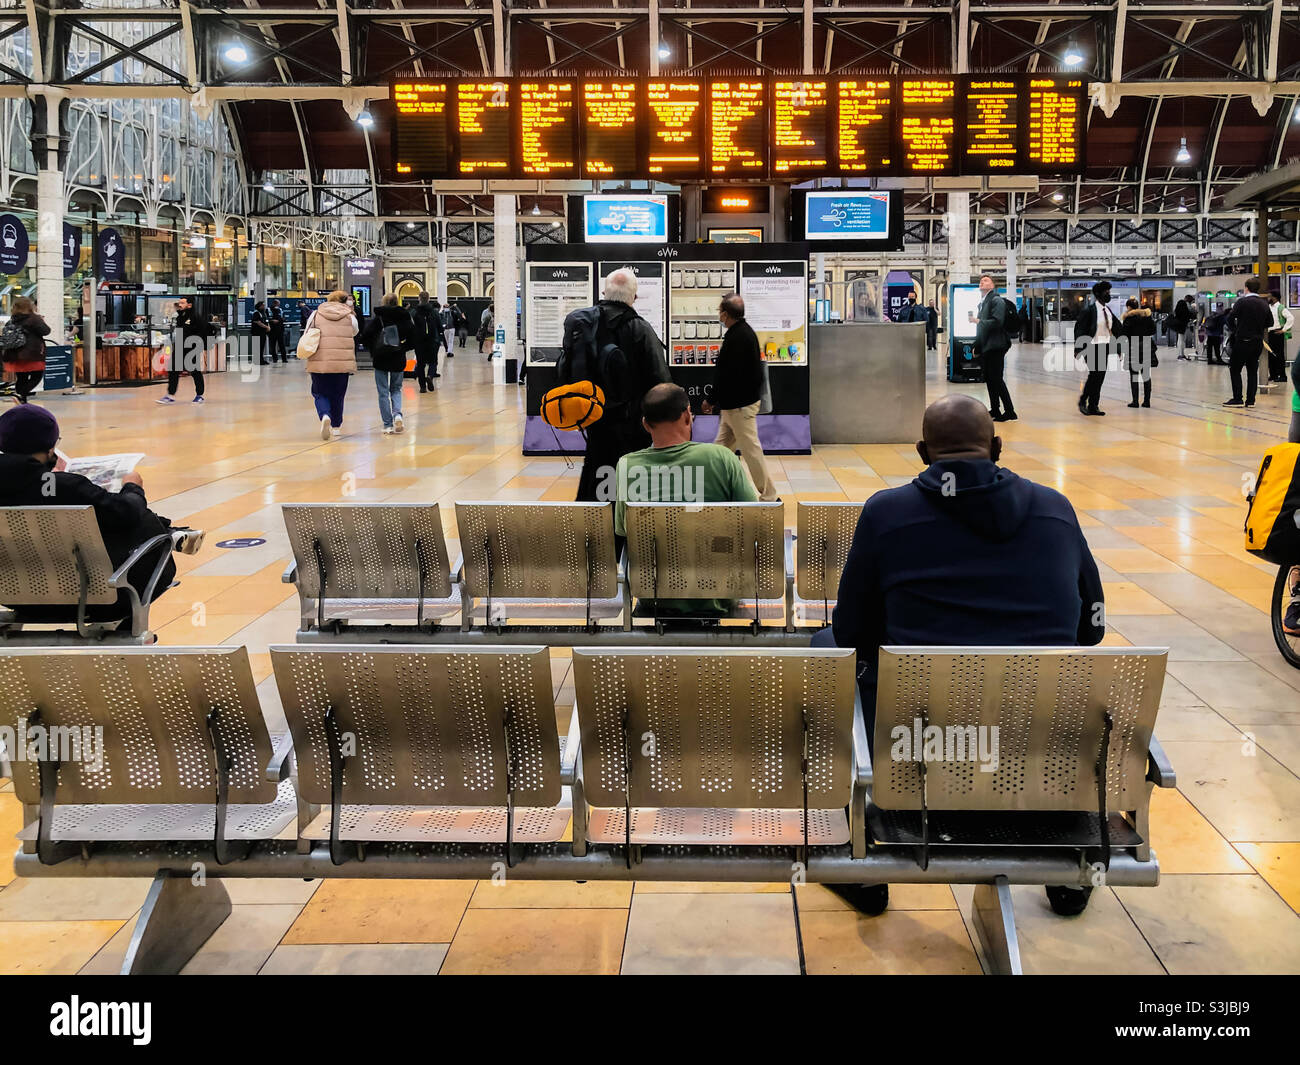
[701,293,778,502]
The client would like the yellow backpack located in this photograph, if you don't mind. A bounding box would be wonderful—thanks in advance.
[1244,443,1300,564]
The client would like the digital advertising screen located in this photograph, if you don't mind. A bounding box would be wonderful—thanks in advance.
[793,189,902,251]
[583,195,670,244]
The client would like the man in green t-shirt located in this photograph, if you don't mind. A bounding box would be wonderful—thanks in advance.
[615,382,758,615]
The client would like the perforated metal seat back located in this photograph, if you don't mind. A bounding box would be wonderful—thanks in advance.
[0,647,275,805]
[282,504,452,600]
[270,645,561,808]
[872,647,1168,813]
[625,503,785,600]
[796,502,862,601]
[0,507,117,607]
[455,502,617,599]
[572,648,857,810]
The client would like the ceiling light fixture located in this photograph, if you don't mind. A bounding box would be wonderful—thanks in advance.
[657,44,671,61]
[1177,197,1189,213]
[1175,137,1191,164]
[357,109,375,129]
[223,43,248,63]
[1051,191,1064,202]
[1063,37,1084,67]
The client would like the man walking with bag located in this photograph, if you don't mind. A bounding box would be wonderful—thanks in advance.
[701,293,778,501]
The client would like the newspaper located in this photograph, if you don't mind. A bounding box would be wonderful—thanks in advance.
[56,452,145,492]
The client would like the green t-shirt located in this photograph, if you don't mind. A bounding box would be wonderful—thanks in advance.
[615,441,759,615]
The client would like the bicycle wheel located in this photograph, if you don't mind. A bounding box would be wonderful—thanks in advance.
[1272,563,1300,669]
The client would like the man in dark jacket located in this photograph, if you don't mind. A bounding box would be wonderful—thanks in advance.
[974,274,1016,421]
[409,291,442,392]
[159,296,208,404]
[250,300,271,364]
[573,268,672,501]
[701,292,777,501]
[0,404,202,624]
[268,300,288,363]
[361,293,414,433]
[1172,294,1194,360]
[925,299,939,351]
[1074,280,1117,416]
[1225,276,1273,407]
[894,290,927,324]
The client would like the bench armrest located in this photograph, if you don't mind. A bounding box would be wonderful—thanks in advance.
[107,533,175,590]
[560,704,581,785]
[1146,733,1176,788]
[852,685,873,789]
[267,733,295,782]
[282,559,298,584]
[784,528,795,576]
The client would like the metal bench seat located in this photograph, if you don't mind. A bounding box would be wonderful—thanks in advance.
[0,505,185,644]
[791,501,862,626]
[570,646,861,856]
[270,644,574,858]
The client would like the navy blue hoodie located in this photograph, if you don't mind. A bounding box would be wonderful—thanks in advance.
[832,459,1104,701]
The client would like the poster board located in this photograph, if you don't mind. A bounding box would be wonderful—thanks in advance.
[525,262,592,364]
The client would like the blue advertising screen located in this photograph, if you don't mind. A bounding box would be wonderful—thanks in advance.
[803,191,892,240]
[583,195,669,244]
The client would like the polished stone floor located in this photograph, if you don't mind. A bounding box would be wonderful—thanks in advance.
[3,340,1299,975]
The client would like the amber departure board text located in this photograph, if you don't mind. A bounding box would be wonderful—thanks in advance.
[647,80,704,176]
[391,81,449,177]
[1026,77,1085,172]
[581,81,639,177]
[388,74,1086,179]
[899,78,956,174]
[773,79,829,175]
[963,78,1018,172]
[835,79,893,172]
[708,80,767,175]
[456,81,512,174]
[519,81,578,176]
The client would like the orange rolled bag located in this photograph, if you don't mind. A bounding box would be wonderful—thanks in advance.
[541,380,605,431]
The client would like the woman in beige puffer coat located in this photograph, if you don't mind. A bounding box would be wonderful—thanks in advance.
[304,290,358,440]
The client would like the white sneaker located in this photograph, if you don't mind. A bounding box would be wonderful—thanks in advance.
[330,428,341,439]
[156,394,176,404]
[320,415,332,441]
[393,413,404,434]
[382,425,395,435]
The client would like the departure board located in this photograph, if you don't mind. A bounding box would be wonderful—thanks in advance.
[773,79,830,175]
[581,80,639,177]
[835,79,893,172]
[390,81,449,178]
[1026,76,1086,172]
[456,81,512,175]
[388,74,1087,179]
[646,79,704,177]
[518,80,578,176]
[899,78,957,174]
[708,79,767,176]
[963,77,1018,172]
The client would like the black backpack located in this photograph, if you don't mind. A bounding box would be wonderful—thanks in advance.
[557,306,633,411]
[1002,297,1022,340]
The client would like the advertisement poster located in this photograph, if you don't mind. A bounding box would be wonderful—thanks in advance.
[583,195,669,243]
[803,191,892,240]
[739,260,808,364]
[0,213,30,275]
[98,227,125,281]
[950,284,983,342]
[525,262,592,363]
[62,223,82,277]
[599,261,666,346]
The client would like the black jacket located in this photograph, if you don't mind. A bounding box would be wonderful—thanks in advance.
[0,453,175,619]
[832,459,1105,714]
[975,291,1009,356]
[268,307,286,336]
[710,317,764,411]
[1122,307,1157,372]
[409,303,441,355]
[250,307,270,336]
[1227,293,1273,343]
[1074,298,1119,350]
[595,300,671,414]
[895,301,927,325]
[1172,301,1191,329]
[361,305,415,371]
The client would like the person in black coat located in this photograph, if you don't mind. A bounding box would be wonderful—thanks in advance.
[360,293,414,433]
[267,300,288,363]
[974,274,1015,421]
[250,300,271,364]
[701,292,777,501]
[0,404,199,624]
[1073,281,1118,416]
[160,296,208,403]
[1224,276,1273,407]
[1121,299,1157,408]
[409,291,442,392]
[925,300,939,351]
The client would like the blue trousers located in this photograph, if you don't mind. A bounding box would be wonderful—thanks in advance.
[310,372,349,427]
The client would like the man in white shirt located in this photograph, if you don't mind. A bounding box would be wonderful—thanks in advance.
[1075,280,1117,416]
[1267,295,1294,383]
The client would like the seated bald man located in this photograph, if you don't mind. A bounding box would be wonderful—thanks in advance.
[813,394,1104,915]
[816,392,1104,719]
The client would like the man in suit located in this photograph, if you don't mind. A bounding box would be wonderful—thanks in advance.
[1224,276,1273,407]
[267,300,288,363]
[701,292,778,502]
[1074,280,1117,416]
[975,274,1016,422]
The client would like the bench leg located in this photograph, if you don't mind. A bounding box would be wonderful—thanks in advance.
[971,876,1023,976]
[121,871,232,976]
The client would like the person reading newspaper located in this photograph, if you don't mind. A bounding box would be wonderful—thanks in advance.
[0,404,203,625]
